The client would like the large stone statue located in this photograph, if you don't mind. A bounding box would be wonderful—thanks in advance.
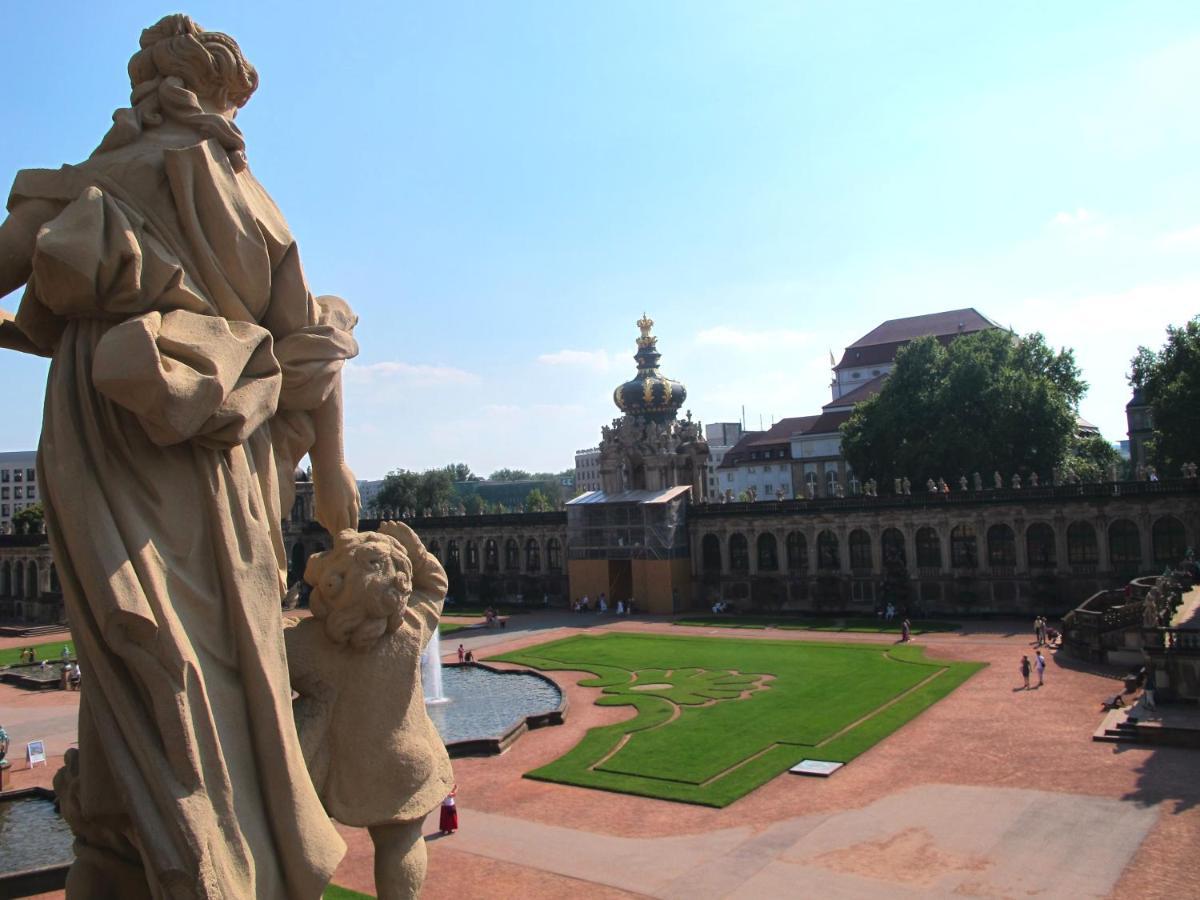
[285,523,453,899]
[0,15,357,897]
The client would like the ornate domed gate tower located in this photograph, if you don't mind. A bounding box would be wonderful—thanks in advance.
[566,316,709,614]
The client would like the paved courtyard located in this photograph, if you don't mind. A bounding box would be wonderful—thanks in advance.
[6,613,1198,899]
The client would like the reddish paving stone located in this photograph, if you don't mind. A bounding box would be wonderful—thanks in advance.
[8,617,1199,898]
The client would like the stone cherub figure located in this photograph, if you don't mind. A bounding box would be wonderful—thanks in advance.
[284,521,453,899]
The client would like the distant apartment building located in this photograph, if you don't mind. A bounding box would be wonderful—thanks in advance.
[574,447,602,494]
[704,422,743,498]
[719,309,1002,499]
[831,307,999,400]
[0,450,39,533]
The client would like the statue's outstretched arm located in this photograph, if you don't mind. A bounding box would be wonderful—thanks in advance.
[0,198,59,354]
[310,377,360,533]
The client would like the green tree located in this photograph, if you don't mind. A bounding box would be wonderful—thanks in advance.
[12,503,44,535]
[416,469,455,513]
[374,469,420,514]
[487,468,532,482]
[841,330,1085,487]
[445,462,476,482]
[524,488,552,512]
[463,493,486,515]
[1060,433,1126,483]
[1130,316,1200,473]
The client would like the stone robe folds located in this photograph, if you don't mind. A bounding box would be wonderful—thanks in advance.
[6,133,356,898]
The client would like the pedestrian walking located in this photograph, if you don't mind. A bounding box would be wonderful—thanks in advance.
[1020,655,1031,690]
[456,644,465,664]
[1035,651,1046,687]
[900,619,911,642]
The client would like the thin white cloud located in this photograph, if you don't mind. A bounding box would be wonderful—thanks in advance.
[695,325,810,350]
[536,349,612,371]
[1159,225,1200,248]
[344,360,479,386]
[1052,208,1093,226]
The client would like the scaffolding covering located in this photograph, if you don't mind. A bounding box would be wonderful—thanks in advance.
[566,487,691,560]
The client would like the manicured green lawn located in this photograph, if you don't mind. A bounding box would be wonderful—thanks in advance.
[441,603,530,617]
[0,638,73,667]
[674,615,961,634]
[323,886,372,899]
[438,622,469,635]
[494,632,983,807]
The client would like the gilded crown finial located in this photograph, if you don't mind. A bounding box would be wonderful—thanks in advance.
[637,313,654,339]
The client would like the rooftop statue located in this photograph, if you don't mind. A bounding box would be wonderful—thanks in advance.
[0,15,359,897]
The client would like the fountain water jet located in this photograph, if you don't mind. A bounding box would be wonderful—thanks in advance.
[421,627,449,705]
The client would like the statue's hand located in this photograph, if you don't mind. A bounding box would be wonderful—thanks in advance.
[379,520,448,600]
[313,461,360,533]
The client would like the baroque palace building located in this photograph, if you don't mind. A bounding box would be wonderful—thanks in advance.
[3,314,1199,625]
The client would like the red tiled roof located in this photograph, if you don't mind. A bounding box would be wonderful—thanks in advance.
[798,410,852,435]
[824,374,887,411]
[836,308,999,369]
[717,416,818,468]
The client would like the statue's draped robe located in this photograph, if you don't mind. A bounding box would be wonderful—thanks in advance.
[6,133,356,898]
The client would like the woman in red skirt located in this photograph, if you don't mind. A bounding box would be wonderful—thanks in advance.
[439,785,459,834]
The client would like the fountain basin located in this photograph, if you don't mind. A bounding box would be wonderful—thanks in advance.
[0,788,72,896]
[427,663,565,757]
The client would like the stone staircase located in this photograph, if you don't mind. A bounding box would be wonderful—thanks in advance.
[1093,702,1200,749]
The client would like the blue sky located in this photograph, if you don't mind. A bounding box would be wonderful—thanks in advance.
[2,2,1199,478]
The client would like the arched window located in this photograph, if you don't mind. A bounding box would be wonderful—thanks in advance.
[525,539,541,572]
[849,529,872,569]
[786,531,807,571]
[26,561,39,598]
[546,538,563,572]
[1153,516,1186,565]
[729,534,749,572]
[701,534,722,572]
[1025,523,1056,568]
[817,530,839,570]
[485,539,500,573]
[13,561,24,599]
[1067,522,1097,565]
[427,540,442,562]
[915,527,941,568]
[951,524,977,568]
[987,524,1016,567]
[504,538,520,571]
[447,540,461,569]
[1109,519,1141,567]
[757,534,779,571]
[881,528,906,567]
[0,561,10,595]
[465,540,479,570]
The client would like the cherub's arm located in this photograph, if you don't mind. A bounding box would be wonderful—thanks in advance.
[379,520,446,647]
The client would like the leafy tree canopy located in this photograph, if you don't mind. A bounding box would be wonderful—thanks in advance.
[524,488,552,512]
[374,468,455,515]
[487,468,532,482]
[12,503,44,535]
[1130,315,1200,473]
[840,330,1086,486]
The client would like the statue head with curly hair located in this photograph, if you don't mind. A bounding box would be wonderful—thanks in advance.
[305,530,414,651]
[95,14,259,169]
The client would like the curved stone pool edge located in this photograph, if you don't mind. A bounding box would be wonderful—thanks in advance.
[439,662,568,758]
[0,787,71,896]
